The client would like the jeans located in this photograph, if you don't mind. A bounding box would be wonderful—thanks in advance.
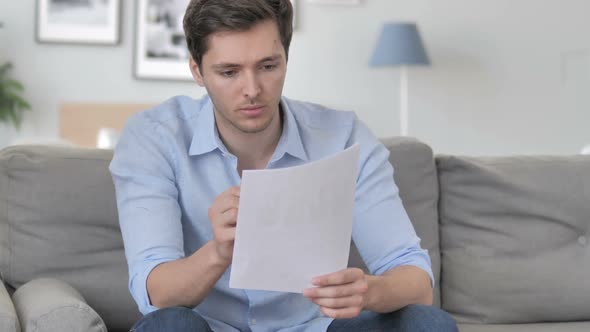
[327,305,458,332]
[130,307,213,332]
[130,304,458,332]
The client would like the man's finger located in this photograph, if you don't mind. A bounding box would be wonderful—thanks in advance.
[304,279,367,299]
[218,208,238,227]
[207,186,240,222]
[320,306,362,320]
[209,193,239,218]
[218,194,240,213]
[312,268,364,287]
[230,186,241,197]
[309,294,364,309]
[220,227,236,242]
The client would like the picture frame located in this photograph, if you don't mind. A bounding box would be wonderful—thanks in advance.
[134,0,192,81]
[36,0,121,45]
[134,0,298,81]
[307,0,361,5]
[291,0,297,29]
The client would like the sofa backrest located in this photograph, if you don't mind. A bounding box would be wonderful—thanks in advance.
[0,146,140,331]
[347,138,441,306]
[382,137,441,306]
[0,138,441,330]
[437,154,590,324]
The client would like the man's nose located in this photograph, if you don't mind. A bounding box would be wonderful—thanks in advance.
[242,71,261,99]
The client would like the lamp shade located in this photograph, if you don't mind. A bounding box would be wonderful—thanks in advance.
[370,22,430,67]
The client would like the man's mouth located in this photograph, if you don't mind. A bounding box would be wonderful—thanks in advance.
[239,105,265,116]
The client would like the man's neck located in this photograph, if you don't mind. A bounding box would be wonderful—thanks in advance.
[216,107,283,175]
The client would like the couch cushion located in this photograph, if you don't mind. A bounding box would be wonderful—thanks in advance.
[13,278,106,332]
[383,137,440,306]
[438,155,590,324]
[458,322,590,332]
[328,137,441,306]
[0,146,140,331]
[0,280,19,332]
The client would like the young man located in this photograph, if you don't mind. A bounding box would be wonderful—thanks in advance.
[110,0,458,331]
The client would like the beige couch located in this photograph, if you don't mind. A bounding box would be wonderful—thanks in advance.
[0,137,589,331]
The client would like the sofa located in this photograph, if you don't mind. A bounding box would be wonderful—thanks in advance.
[0,137,588,332]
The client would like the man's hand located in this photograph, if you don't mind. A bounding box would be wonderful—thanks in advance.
[207,186,240,264]
[303,268,368,319]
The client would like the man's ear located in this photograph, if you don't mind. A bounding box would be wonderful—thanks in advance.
[189,56,205,87]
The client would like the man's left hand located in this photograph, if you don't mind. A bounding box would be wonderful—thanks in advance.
[303,268,369,319]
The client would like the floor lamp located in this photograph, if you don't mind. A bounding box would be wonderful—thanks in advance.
[370,23,430,136]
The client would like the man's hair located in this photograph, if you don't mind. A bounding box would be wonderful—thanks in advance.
[183,0,294,67]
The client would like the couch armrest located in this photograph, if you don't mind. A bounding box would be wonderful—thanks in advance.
[0,279,20,332]
[13,278,106,332]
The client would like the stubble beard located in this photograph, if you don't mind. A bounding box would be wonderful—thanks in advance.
[216,106,276,135]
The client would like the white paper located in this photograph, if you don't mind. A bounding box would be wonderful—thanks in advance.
[229,144,360,293]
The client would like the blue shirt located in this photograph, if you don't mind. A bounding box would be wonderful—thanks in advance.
[109,95,433,332]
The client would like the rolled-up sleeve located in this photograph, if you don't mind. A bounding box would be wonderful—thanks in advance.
[349,118,434,287]
[109,113,185,314]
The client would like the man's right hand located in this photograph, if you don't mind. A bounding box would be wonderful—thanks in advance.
[208,186,240,264]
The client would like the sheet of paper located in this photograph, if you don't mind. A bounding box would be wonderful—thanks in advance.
[229,144,360,293]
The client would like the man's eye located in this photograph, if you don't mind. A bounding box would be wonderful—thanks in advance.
[221,70,236,77]
[262,64,276,71]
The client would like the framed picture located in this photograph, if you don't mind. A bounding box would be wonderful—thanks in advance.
[134,0,192,81]
[134,0,298,81]
[36,0,121,45]
[308,0,361,5]
[291,0,297,29]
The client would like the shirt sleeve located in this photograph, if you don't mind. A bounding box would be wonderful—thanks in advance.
[349,117,434,287]
[109,113,185,314]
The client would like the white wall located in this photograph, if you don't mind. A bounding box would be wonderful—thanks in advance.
[1,0,589,155]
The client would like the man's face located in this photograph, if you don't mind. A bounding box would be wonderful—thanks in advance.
[190,19,287,135]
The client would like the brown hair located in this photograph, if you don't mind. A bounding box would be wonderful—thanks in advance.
[183,0,294,67]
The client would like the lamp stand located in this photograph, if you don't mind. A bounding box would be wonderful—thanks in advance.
[400,66,408,136]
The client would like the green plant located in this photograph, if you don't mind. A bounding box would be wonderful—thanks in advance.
[0,62,31,129]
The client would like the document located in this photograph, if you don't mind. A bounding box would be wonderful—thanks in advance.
[229,144,360,293]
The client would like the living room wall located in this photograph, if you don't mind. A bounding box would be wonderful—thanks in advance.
[0,0,589,155]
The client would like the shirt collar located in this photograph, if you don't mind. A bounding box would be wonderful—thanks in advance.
[188,96,221,156]
[270,97,308,162]
[188,96,308,162]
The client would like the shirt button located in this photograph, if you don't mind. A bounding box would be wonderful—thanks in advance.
[578,236,587,246]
